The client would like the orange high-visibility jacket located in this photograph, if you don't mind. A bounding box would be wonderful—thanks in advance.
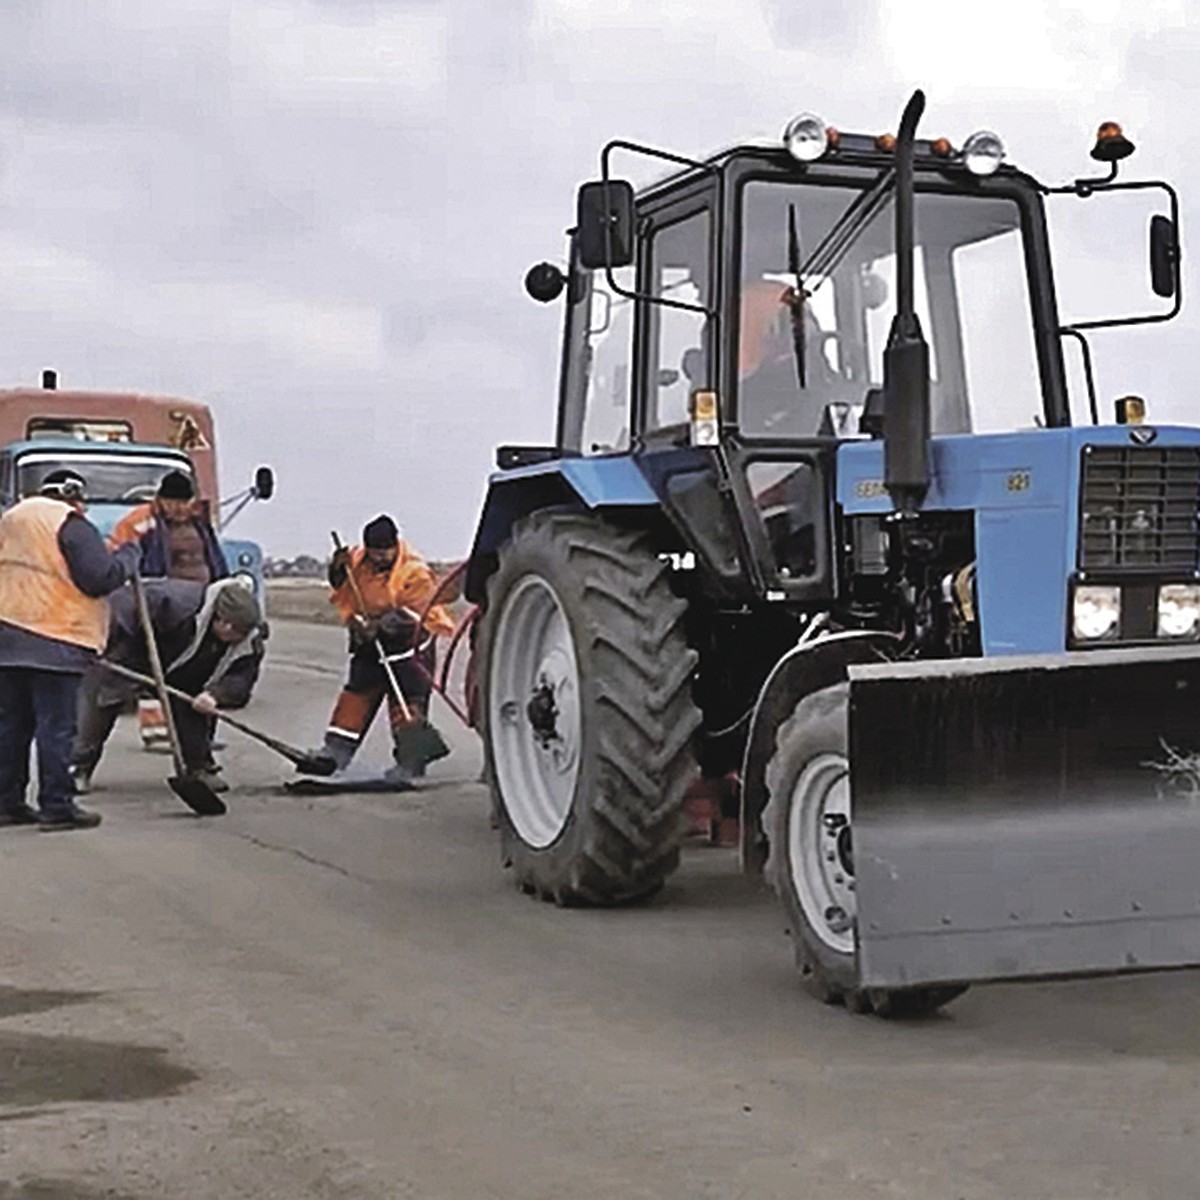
[108,503,156,549]
[0,496,109,651]
[331,542,455,638]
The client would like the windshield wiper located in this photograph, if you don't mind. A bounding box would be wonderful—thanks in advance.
[802,167,896,286]
[785,203,807,390]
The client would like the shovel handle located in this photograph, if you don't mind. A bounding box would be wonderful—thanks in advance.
[130,571,189,778]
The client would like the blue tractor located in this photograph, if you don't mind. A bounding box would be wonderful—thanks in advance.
[466,92,1196,1016]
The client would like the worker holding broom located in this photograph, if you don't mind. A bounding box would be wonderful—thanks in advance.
[303,515,454,782]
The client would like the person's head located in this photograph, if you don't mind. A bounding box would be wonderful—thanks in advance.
[209,580,262,644]
[362,514,398,570]
[40,469,87,511]
[155,470,196,524]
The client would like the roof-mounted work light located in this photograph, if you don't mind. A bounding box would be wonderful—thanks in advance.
[784,113,831,162]
[962,130,1005,176]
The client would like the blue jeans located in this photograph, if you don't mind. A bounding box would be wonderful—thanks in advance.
[0,668,84,819]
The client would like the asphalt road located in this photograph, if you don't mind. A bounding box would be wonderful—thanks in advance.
[2,620,1199,1199]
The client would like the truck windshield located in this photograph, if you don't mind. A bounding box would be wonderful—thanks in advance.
[738,179,1043,438]
[16,453,196,504]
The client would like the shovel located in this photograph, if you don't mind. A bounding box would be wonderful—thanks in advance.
[100,659,337,777]
[130,570,227,816]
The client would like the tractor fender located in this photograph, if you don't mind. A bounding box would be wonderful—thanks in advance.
[465,457,659,603]
[738,630,896,874]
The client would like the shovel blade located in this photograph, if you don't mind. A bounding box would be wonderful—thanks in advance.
[168,775,227,817]
[848,646,1200,989]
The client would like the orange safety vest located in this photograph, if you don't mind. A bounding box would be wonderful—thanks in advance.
[0,496,109,652]
[330,542,455,638]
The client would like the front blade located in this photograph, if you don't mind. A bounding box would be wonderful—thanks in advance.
[849,646,1200,988]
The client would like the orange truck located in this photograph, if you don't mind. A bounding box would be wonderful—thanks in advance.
[0,370,273,586]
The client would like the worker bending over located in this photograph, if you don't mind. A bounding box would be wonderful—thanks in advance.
[73,578,264,794]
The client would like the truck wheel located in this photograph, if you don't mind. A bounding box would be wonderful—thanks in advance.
[479,511,700,905]
[763,683,967,1018]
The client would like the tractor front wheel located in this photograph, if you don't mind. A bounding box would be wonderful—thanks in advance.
[479,511,700,905]
[763,683,967,1018]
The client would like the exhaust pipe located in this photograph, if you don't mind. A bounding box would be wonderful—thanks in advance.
[883,89,931,515]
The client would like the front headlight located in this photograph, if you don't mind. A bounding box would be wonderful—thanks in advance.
[1158,584,1200,638]
[1073,585,1121,641]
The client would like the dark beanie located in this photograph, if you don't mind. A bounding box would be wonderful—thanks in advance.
[363,514,398,549]
[158,470,195,500]
[213,582,261,632]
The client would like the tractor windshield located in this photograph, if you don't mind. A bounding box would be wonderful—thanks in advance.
[738,179,1043,438]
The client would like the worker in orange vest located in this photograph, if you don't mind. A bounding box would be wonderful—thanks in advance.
[0,470,139,830]
[307,515,454,780]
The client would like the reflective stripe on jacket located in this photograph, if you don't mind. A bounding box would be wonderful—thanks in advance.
[0,497,108,652]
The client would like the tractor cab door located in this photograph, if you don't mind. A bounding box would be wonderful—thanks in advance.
[557,245,635,459]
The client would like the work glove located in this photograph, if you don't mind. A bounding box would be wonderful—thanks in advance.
[350,614,381,648]
[378,609,419,646]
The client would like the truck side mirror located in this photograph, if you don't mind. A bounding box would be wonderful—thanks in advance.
[577,180,635,271]
[254,465,275,501]
[1150,214,1179,299]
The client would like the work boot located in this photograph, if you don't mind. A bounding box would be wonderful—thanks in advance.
[39,806,103,832]
[0,805,40,827]
[188,768,229,795]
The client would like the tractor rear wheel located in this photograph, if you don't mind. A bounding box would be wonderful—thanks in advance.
[763,683,967,1018]
[479,511,700,905]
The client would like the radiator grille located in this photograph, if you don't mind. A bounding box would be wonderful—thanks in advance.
[1079,445,1200,571]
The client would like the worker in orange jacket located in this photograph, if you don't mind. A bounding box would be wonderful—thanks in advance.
[308,515,453,780]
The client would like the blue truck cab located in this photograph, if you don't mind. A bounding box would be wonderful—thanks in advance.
[0,437,268,602]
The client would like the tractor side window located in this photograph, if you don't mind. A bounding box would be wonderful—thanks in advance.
[953,229,1043,432]
[581,266,634,455]
[647,209,711,432]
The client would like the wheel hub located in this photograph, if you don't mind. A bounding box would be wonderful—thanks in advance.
[527,680,559,746]
[789,753,856,955]
[488,575,583,849]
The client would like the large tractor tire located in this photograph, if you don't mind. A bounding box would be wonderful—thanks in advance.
[763,683,967,1018]
[479,510,700,905]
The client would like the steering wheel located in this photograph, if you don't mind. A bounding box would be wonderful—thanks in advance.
[120,484,158,503]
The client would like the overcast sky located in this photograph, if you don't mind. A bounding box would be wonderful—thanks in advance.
[0,0,1195,557]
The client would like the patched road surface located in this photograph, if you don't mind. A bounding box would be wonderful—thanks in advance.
[2,622,1198,1198]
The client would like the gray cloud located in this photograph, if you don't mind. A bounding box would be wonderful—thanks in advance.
[0,0,1193,559]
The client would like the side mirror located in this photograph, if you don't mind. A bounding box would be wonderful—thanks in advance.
[524,262,567,303]
[577,179,635,271]
[254,465,275,501]
[1150,214,1179,299]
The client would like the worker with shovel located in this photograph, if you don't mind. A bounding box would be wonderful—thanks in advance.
[72,577,264,795]
[303,515,453,782]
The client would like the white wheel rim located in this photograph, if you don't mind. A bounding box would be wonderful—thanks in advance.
[488,575,582,849]
[787,752,855,955]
